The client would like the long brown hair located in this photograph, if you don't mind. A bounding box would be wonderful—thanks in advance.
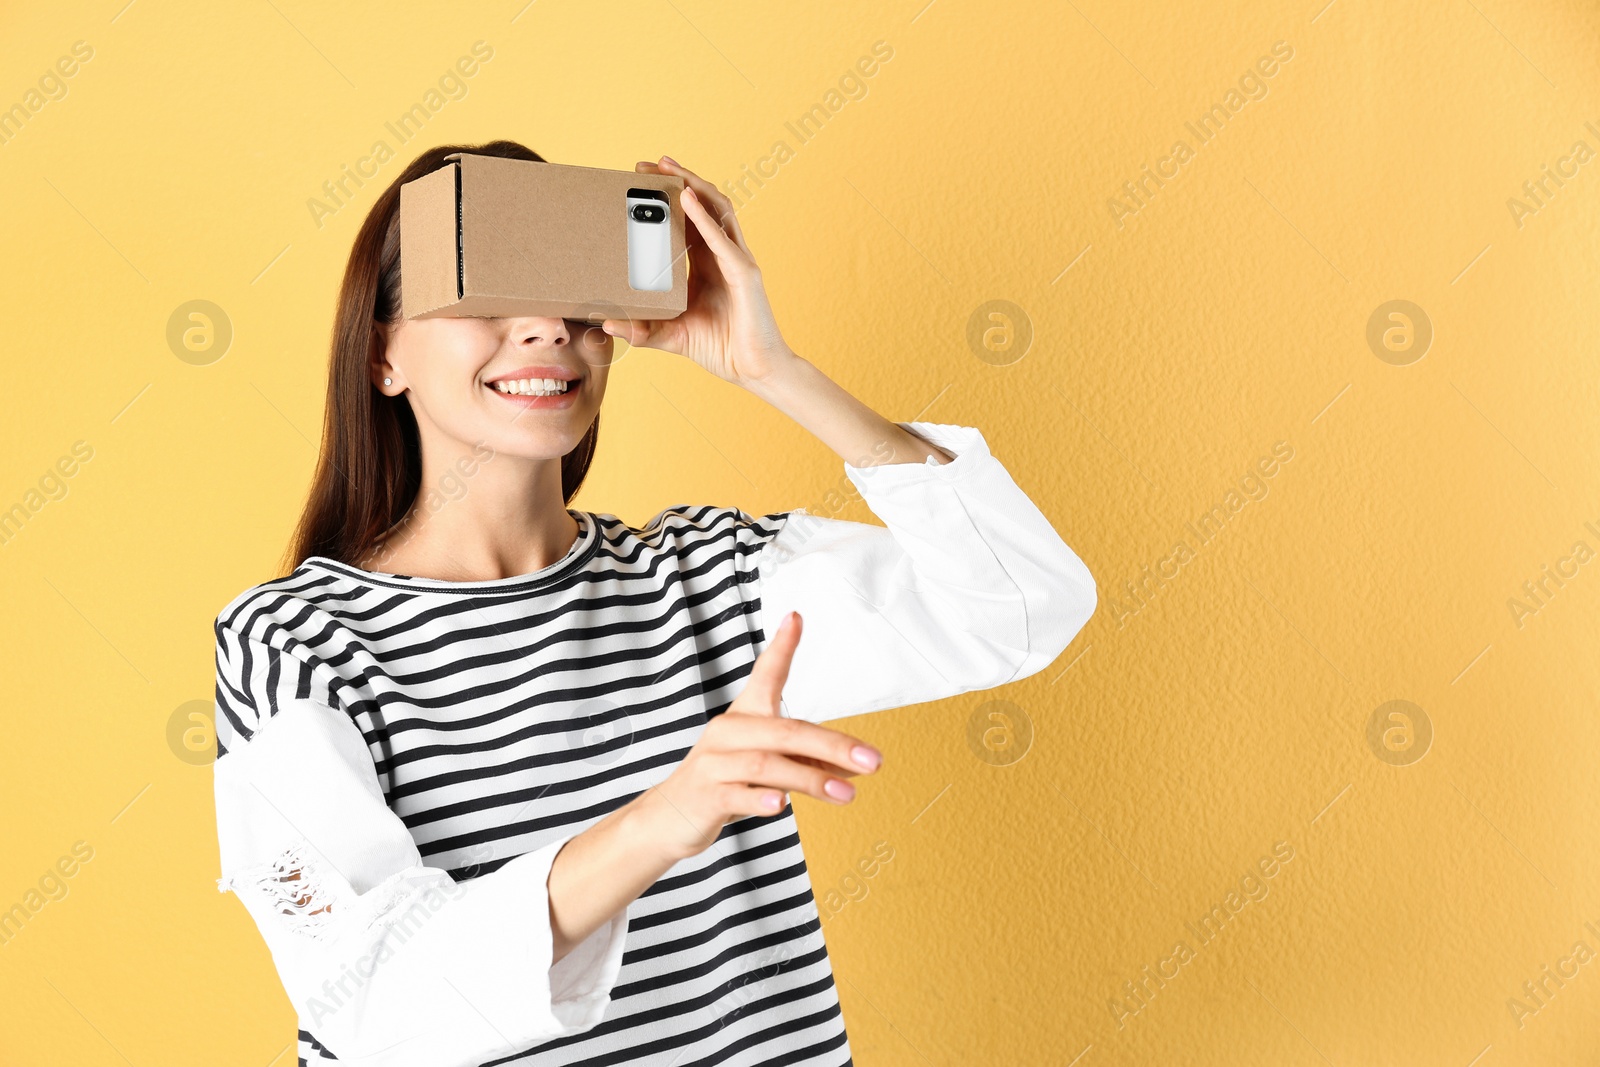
[281,140,601,574]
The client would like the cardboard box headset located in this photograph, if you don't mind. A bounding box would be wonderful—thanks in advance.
[400,152,689,324]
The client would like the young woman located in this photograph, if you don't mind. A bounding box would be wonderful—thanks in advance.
[211,140,1096,1067]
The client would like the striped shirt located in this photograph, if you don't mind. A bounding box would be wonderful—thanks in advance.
[211,421,1096,1067]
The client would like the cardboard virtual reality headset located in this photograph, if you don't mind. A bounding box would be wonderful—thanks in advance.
[399,152,689,324]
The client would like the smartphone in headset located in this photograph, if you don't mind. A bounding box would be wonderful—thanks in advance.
[626,188,673,292]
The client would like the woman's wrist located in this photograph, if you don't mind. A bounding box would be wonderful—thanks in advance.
[547,787,688,963]
[738,345,808,400]
[623,784,702,865]
[738,349,833,428]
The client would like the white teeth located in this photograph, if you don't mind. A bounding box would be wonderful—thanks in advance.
[491,378,570,396]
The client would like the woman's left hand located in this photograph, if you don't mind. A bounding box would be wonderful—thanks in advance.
[601,156,796,389]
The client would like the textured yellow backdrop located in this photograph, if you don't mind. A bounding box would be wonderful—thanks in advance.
[2,1,1598,1063]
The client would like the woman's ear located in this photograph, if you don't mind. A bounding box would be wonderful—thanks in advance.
[370,320,400,394]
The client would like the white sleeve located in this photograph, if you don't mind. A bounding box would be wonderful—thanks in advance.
[755,421,1097,723]
[211,626,628,1067]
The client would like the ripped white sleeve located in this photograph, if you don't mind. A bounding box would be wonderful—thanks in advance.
[213,697,628,1067]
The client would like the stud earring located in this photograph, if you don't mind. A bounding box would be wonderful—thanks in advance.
[383,377,393,386]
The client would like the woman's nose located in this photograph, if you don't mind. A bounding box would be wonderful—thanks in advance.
[513,317,569,346]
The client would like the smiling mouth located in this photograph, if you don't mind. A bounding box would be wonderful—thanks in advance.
[489,377,575,397]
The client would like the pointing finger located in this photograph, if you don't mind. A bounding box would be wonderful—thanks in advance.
[732,611,801,716]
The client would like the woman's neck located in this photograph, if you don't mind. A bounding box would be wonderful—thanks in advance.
[360,449,579,582]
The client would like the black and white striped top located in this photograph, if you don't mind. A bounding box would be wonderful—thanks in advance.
[211,422,1096,1067]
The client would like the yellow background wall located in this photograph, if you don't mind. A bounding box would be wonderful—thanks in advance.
[2,1,1597,1063]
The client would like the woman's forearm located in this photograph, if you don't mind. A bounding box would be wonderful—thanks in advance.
[546,789,683,963]
[744,351,954,469]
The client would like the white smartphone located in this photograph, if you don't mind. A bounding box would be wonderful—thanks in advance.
[626,188,673,292]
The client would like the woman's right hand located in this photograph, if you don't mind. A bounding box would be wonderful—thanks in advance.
[636,611,884,862]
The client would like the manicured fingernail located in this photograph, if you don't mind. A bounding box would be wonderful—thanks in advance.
[851,745,881,772]
[764,793,782,810]
[660,155,677,165]
[824,779,855,802]
[682,186,697,202]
